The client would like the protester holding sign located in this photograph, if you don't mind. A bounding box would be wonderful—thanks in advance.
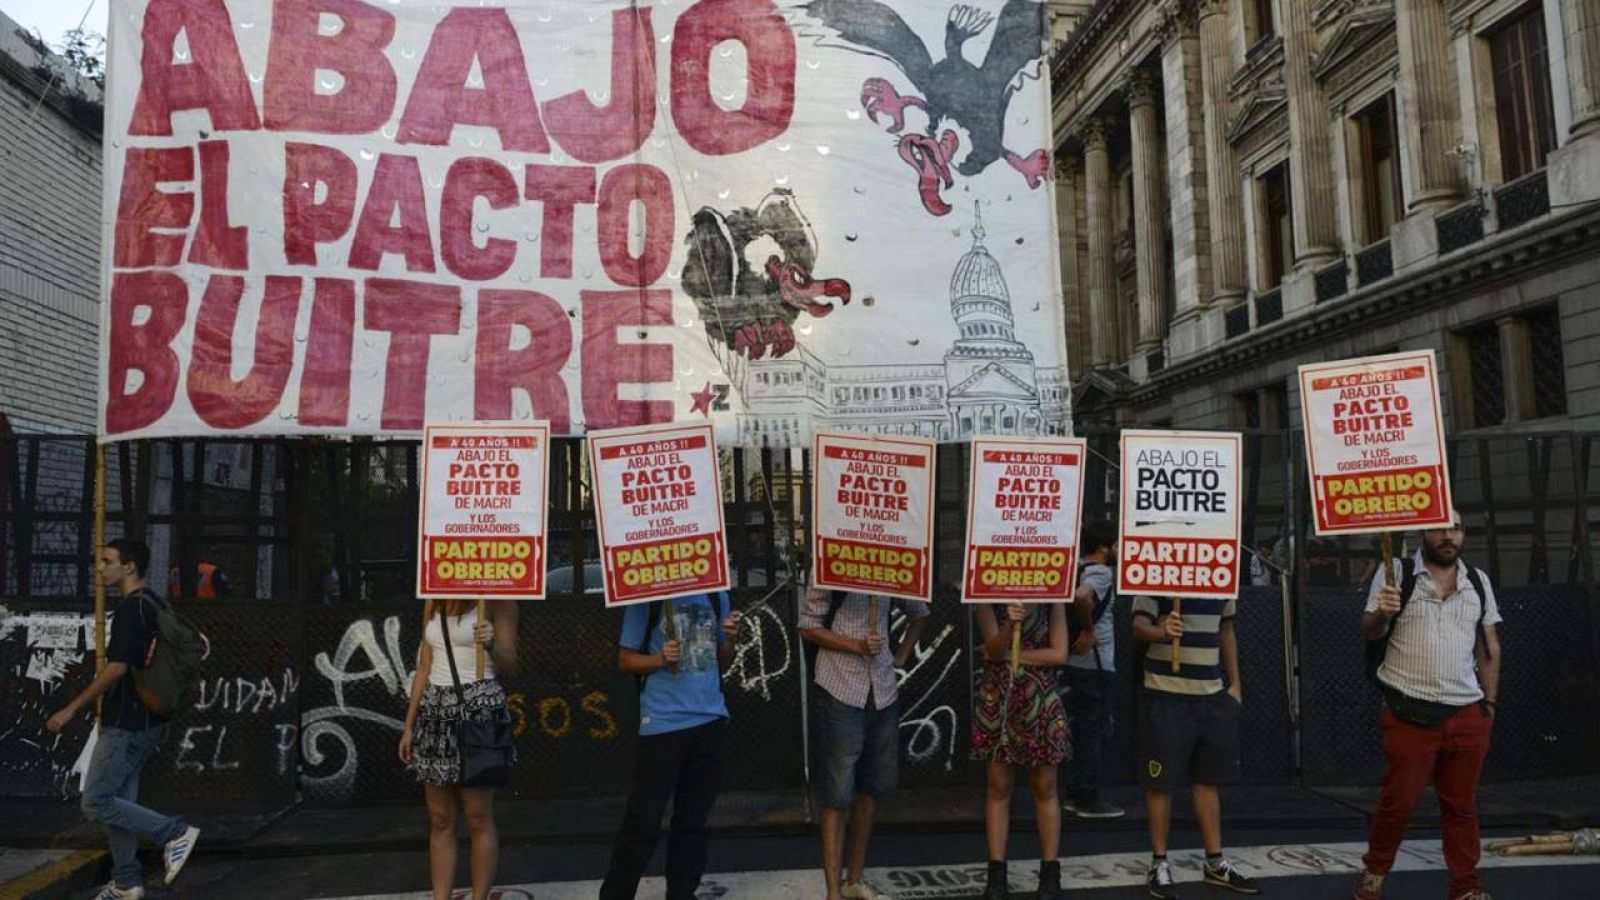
[1353,511,1501,900]
[601,592,741,900]
[801,589,929,900]
[1062,519,1125,820]
[971,601,1070,900]
[1130,594,1259,898]
[399,599,519,900]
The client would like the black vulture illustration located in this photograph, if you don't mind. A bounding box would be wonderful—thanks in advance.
[682,189,851,362]
[801,0,1050,216]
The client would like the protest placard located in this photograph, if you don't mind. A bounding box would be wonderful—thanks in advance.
[962,438,1087,603]
[589,422,729,607]
[811,432,935,602]
[417,422,550,599]
[1299,350,1453,535]
[1118,430,1242,600]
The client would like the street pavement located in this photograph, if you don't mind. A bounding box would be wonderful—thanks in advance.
[36,825,1599,899]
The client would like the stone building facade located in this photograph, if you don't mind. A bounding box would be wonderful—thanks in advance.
[1048,0,1600,435]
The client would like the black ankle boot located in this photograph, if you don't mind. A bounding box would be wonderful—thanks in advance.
[1036,860,1062,900]
[981,860,1009,899]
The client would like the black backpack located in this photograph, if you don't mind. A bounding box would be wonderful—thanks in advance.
[1364,556,1491,682]
[802,591,850,675]
[630,592,730,695]
[1069,565,1116,671]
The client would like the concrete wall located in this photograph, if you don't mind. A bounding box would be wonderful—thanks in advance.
[0,12,103,435]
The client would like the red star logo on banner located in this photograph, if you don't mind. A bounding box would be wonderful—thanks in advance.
[690,382,715,417]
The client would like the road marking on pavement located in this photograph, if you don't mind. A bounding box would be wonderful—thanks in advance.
[318,837,1600,899]
[0,848,105,898]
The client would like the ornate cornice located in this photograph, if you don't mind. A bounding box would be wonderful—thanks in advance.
[1311,1,1396,82]
[1124,205,1600,407]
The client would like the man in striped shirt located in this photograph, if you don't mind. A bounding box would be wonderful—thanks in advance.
[801,589,930,900]
[1132,594,1259,899]
[1355,512,1501,900]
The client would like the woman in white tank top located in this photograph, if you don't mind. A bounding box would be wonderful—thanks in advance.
[398,599,518,900]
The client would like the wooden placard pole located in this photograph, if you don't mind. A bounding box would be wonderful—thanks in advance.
[1381,531,1395,589]
[475,599,486,680]
[1009,617,1022,675]
[93,444,106,718]
[868,596,879,638]
[663,598,679,675]
[1170,597,1183,674]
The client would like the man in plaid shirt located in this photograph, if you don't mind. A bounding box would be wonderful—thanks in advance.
[801,589,930,900]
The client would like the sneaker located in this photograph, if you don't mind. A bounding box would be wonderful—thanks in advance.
[1451,893,1493,900]
[842,879,892,900]
[1061,797,1080,815]
[92,883,145,900]
[1072,799,1127,819]
[163,825,201,885]
[1203,858,1261,895]
[1147,860,1180,900]
[1354,870,1385,900]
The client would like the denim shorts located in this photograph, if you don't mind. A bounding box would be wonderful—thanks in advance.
[814,689,900,809]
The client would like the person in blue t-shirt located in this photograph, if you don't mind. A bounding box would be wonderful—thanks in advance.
[600,591,741,900]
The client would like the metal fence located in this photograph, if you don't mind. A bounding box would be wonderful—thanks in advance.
[0,430,1596,809]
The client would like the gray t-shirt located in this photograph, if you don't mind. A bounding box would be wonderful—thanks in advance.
[1066,563,1115,672]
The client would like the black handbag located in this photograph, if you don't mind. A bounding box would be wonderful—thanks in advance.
[1383,686,1469,728]
[438,607,515,788]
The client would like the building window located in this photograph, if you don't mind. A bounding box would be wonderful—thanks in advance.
[1232,383,1288,429]
[1489,4,1556,181]
[1463,322,1506,427]
[1251,0,1276,45]
[1526,306,1567,418]
[1258,163,1293,287]
[1353,94,1403,244]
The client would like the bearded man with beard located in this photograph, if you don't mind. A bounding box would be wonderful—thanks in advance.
[1354,510,1502,900]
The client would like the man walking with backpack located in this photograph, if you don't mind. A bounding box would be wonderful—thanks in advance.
[1062,520,1123,820]
[601,591,741,899]
[46,539,200,899]
[1355,511,1501,900]
[801,589,929,900]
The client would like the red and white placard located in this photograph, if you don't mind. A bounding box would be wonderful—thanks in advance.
[1118,430,1242,600]
[417,421,549,599]
[962,437,1087,603]
[811,432,935,602]
[1299,350,1453,535]
[588,422,729,607]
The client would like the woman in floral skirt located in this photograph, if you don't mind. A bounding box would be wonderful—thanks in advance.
[399,599,519,900]
[973,601,1071,900]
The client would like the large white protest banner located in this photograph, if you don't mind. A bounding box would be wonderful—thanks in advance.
[99,0,1070,445]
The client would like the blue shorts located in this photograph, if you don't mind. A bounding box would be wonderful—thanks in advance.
[815,689,900,809]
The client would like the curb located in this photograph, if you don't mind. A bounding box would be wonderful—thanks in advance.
[2,849,104,900]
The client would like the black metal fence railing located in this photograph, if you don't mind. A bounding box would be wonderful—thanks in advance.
[1,431,1597,809]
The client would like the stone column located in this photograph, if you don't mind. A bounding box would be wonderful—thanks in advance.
[1567,0,1600,139]
[1161,3,1212,325]
[1127,69,1169,352]
[1197,0,1246,305]
[1083,117,1119,369]
[1396,0,1464,210]
[1280,0,1339,265]
[1054,152,1088,379]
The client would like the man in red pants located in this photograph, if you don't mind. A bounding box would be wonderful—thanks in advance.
[1354,511,1501,900]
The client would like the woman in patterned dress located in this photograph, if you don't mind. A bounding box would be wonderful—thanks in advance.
[399,599,519,900]
[973,601,1071,900]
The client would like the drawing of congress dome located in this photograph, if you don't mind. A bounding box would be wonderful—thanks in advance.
[733,204,1069,445]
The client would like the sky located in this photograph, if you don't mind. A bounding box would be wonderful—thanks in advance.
[1,0,108,49]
